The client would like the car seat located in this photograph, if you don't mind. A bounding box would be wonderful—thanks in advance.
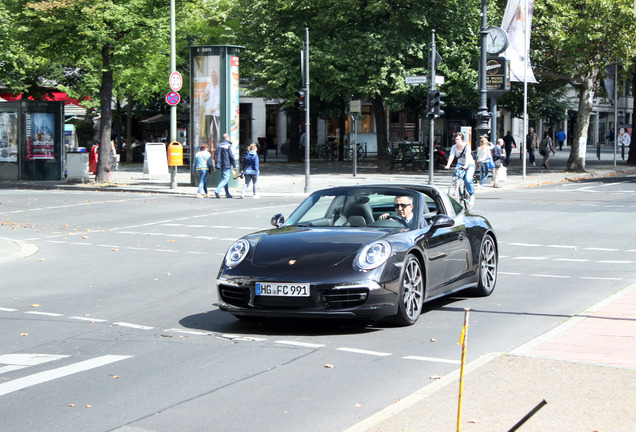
[343,196,375,225]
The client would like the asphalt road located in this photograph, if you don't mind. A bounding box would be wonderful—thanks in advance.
[0,174,635,431]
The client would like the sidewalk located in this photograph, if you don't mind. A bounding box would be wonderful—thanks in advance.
[1,146,636,431]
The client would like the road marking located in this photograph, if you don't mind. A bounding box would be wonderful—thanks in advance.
[25,311,64,317]
[219,334,267,342]
[547,245,578,249]
[598,260,633,264]
[163,328,213,336]
[554,258,590,262]
[402,356,461,364]
[0,354,70,375]
[580,277,623,281]
[585,247,619,251]
[530,274,571,279]
[275,340,326,349]
[69,316,108,322]
[113,322,154,330]
[336,347,391,357]
[512,256,549,260]
[509,243,542,247]
[0,355,132,397]
[498,272,522,275]
[0,307,17,312]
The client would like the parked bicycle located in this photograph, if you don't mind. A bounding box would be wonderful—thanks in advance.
[319,141,338,162]
[345,142,366,161]
[448,167,474,210]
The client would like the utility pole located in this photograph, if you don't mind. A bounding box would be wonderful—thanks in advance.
[169,0,177,189]
[428,31,437,185]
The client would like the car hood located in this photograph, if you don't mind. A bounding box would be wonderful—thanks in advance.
[248,227,389,269]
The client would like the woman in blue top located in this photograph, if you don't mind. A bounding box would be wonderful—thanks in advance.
[241,143,260,198]
[194,143,213,197]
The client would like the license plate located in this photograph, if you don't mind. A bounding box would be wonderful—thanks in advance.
[255,282,310,297]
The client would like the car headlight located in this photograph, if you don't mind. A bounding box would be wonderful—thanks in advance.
[225,239,250,268]
[357,241,391,270]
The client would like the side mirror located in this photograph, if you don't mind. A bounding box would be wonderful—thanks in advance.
[431,214,454,229]
[271,214,285,228]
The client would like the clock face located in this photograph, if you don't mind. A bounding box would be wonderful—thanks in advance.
[486,27,508,55]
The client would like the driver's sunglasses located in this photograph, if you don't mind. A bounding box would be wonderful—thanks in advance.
[395,203,411,209]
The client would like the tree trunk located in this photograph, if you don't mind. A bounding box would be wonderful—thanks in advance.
[628,66,636,166]
[373,95,390,172]
[567,69,598,172]
[96,45,113,183]
[126,96,133,163]
[338,101,346,161]
[288,107,301,162]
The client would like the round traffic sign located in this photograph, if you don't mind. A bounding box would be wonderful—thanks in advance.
[169,71,182,92]
[166,91,180,105]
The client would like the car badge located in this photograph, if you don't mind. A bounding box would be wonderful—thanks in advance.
[288,260,296,265]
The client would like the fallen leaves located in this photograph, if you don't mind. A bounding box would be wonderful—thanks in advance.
[20,333,29,336]
[429,375,442,380]
[324,363,335,368]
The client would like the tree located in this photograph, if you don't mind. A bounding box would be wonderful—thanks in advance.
[532,0,636,172]
[230,0,482,171]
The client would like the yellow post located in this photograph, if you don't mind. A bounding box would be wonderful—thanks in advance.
[457,308,470,432]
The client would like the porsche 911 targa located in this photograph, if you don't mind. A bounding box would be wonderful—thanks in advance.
[216,185,497,326]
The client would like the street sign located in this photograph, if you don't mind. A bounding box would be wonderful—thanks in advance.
[166,91,180,106]
[169,71,182,92]
[405,75,445,85]
[405,76,428,85]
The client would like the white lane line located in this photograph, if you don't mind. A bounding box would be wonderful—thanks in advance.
[0,355,132,397]
[70,242,92,246]
[498,272,523,275]
[163,328,214,336]
[530,274,571,279]
[113,322,154,330]
[125,247,150,251]
[24,311,64,317]
[508,243,542,247]
[554,258,590,262]
[193,236,218,240]
[628,250,636,253]
[185,251,208,255]
[0,354,70,367]
[154,249,178,253]
[402,356,461,364]
[580,277,623,281]
[69,316,108,323]
[96,244,121,248]
[547,245,578,249]
[598,260,633,264]
[336,347,392,357]
[585,247,619,251]
[512,257,549,260]
[275,340,326,349]
[0,307,18,312]
[45,240,67,244]
[219,334,267,342]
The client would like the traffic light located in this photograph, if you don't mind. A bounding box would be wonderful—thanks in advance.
[427,89,446,118]
[295,89,306,110]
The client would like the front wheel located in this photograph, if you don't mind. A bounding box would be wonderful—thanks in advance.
[392,255,425,326]
[474,234,497,296]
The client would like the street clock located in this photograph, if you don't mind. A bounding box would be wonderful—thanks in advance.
[486,26,509,55]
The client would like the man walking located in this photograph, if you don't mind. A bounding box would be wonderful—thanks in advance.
[526,127,538,167]
[503,130,516,166]
[214,133,236,199]
[555,129,566,151]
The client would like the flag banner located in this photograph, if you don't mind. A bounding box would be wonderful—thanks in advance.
[502,0,537,83]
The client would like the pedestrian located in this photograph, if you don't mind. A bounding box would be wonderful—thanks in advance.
[214,133,236,199]
[241,143,260,199]
[476,136,494,189]
[539,131,555,168]
[618,128,631,148]
[444,132,476,208]
[526,127,538,166]
[607,127,615,147]
[492,138,504,188]
[194,143,213,197]
[503,130,516,166]
[555,129,566,151]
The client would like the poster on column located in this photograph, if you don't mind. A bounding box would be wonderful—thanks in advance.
[0,112,18,163]
[230,56,240,160]
[25,113,56,160]
[192,53,221,155]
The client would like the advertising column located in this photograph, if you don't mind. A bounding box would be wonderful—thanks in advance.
[190,45,243,187]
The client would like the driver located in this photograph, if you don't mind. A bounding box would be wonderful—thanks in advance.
[379,196,415,226]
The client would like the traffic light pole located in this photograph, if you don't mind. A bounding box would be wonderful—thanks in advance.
[428,31,437,185]
[476,0,491,138]
[303,27,310,194]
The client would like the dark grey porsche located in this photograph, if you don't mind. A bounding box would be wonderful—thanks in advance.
[216,185,497,326]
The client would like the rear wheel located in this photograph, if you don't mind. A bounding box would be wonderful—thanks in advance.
[392,255,425,326]
[474,234,497,296]
[448,178,459,200]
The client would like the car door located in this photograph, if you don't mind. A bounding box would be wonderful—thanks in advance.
[424,199,471,297]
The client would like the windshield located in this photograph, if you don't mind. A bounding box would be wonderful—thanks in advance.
[284,188,434,229]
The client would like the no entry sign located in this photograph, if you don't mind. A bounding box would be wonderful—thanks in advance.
[166,91,180,106]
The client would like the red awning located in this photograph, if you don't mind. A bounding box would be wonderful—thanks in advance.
[0,91,89,107]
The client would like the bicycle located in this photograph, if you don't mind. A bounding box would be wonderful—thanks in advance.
[448,167,474,210]
[345,142,366,161]
[319,142,337,162]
